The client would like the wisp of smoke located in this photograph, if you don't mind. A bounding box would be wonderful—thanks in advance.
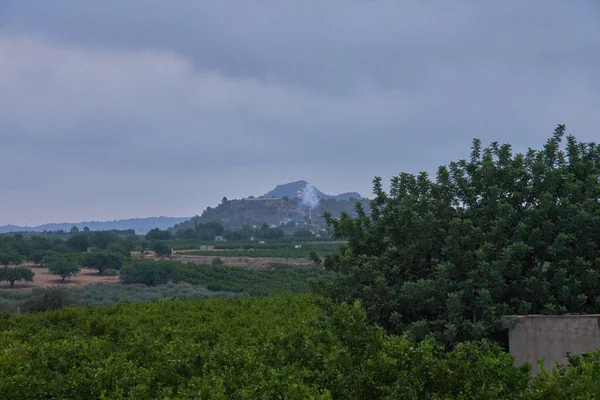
[300,184,320,209]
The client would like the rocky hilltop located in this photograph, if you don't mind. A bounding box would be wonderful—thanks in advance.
[173,181,368,229]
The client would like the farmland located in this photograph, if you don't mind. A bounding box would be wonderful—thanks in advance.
[3,129,600,397]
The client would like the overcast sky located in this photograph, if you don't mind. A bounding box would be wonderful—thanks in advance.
[1,1,599,225]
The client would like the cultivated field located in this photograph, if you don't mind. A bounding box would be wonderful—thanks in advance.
[132,251,315,269]
[0,264,118,290]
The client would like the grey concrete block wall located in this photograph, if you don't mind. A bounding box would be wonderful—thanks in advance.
[506,315,600,372]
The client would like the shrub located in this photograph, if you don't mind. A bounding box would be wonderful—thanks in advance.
[82,251,123,274]
[211,257,224,266]
[102,268,118,277]
[21,286,76,313]
[120,260,173,286]
[150,241,172,257]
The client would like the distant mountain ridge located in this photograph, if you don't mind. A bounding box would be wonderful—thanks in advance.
[262,180,362,201]
[0,217,189,235]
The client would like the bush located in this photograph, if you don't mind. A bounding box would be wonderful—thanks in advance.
[21,286,76,313]
[211,257,224,266]
[150,241,172,257]
[120,260,173,286]
[101,268,118,277]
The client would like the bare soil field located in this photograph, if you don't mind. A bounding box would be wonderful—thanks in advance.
[0,264,119,290]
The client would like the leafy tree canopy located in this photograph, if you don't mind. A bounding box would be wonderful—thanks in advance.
[48,257,81,281]
[0,266,34,287]
[314,125,600,345]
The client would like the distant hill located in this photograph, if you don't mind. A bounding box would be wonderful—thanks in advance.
[262,180,362,202]
[0,217,189,235]
[173,181,368,230]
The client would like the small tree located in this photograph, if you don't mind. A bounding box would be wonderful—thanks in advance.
[82,251,123,275]
[0,251,22,267]
[1,266,35,287]
[48,259,81,281]
[151,241,172,258]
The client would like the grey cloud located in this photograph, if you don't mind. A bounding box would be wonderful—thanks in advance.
[1,1,600,225]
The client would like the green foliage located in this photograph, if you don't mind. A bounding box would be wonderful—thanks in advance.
[0,266,34,287]
[211,257,224,266]
[315,126,600,345]
[184,242,343,258]
[0,283,239,313]
[66,233,89,252]
[118,259,332,295]
[174,221,225,241]
[145,228,172,241]
[3,294,598,398]
[81,251,123,274]
[0,251,21,267]
[47,257,81,281]
[101,268,119,277]
[120,260,173,286]
[150,241,172,257]
[527,351,600,399]
[21,286,77,313]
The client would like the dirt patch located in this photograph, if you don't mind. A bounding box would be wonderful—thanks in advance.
[0,264,119,291]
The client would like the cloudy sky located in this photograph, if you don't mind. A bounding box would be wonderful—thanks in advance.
[1,1,599,225]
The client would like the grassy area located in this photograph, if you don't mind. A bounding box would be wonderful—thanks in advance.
[173,262,333,296]
[181,242,344,258]
[0,283,241,313]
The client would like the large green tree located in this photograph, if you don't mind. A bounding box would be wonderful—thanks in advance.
[0,266,35,287]
[313,125,600,345]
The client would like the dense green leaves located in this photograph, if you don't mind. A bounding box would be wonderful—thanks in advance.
[120,259,332,295]
[47,257,81,281]
[315,125,600,344]
[2,294,599,399]
[0,266,34,287]
[81,251,124,274]
[120,260,173,286]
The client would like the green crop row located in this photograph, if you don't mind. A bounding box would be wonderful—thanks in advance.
[1,295,598,399]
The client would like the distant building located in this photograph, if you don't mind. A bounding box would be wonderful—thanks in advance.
[214,236,226,242]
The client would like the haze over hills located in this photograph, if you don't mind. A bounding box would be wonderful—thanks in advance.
[0,217,189,235]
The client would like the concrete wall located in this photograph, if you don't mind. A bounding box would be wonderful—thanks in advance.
[506,315,600,371]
